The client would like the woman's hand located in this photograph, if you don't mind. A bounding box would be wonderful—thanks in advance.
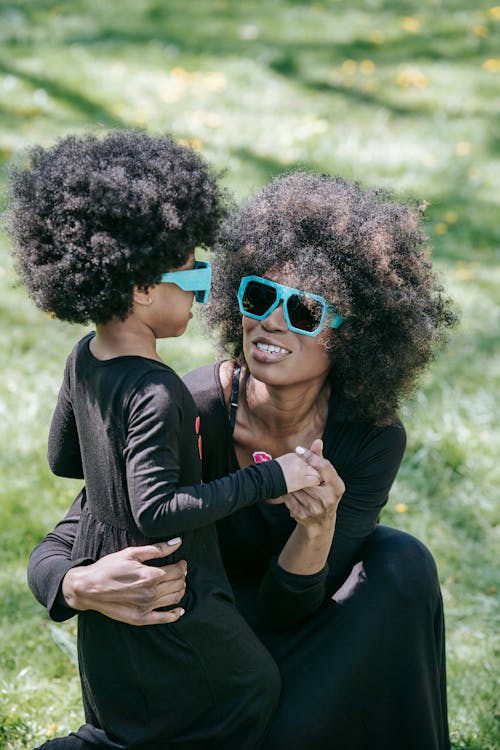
[287,439,345,535]
[62,538,187,626]
[276,440,344,576]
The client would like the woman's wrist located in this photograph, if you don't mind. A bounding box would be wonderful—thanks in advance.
[295,514,336,540]
[278,517,336,576]
[61,566,91,611]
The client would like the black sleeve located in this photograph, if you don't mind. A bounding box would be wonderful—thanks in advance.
[325,421,407,593]
[47,361,84,479]
[125,374,288,537]
[27,491,90,622]
[258,421,406,630]
[258,557,330,631]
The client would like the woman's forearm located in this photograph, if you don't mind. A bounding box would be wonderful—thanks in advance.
[277,516,336,575]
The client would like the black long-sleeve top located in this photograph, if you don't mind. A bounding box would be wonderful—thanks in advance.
[43,336,286,603]
[29,358,406,631]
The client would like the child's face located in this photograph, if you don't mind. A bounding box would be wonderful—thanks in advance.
[148,253,196,338]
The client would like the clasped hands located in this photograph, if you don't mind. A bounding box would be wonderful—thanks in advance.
[269,439,345,531]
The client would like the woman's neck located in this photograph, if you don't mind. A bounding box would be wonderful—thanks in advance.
[242,369,331,439]
[91,319,161,362]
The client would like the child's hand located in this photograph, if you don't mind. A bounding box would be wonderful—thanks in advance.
[276,452,321,494]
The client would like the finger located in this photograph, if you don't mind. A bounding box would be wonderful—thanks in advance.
[296,446,337,485]
[266,494,287,505]
[295,446,328,475]
[133,607,186,626]
[153,586,186,609]
[128,539,182,563]
[155,568,187,592]
[285,493,317,518]
[286,493,322,519]
[304,467,322,486]
[155,559,188,581]
[310,438,323,457]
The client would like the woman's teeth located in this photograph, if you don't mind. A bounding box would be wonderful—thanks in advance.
[256,342,289,354]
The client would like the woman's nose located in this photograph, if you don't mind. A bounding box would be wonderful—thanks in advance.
[261,302,288,332]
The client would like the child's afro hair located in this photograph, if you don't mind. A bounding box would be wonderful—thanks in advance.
[8,130,226,324]
[204,171,457,424]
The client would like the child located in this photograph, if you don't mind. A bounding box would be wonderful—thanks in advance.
[9,132,320,749]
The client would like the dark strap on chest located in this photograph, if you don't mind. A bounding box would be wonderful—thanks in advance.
[229,364,241,434]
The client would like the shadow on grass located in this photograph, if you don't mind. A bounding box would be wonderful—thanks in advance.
[232,146,296,181]
[0,58,124,128]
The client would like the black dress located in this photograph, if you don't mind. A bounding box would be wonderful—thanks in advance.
[29,359,450,750]
[38,338,290,750]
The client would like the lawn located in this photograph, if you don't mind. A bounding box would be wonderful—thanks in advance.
[0,1,498,748]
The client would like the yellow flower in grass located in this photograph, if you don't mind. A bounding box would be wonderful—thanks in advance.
[453,263,473,281]
[396,66,429,88]
[399,16,421,33]
[340,59,357,75]
[444,210,459,224]
[204,72,226,92]
[435,223,448,235]
[472,25,489,38]
[488,6,500,19]
[178,137,203,150]
[360,60,376,75]
[395,503,408,513]
[455,141,471,156]
[482,58,500,72]
[172,66,193,80]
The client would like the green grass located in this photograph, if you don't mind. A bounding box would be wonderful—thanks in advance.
[0,1,499,747]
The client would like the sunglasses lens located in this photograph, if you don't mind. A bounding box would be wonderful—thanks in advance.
[242,280,277,317]
[287,294,324,332]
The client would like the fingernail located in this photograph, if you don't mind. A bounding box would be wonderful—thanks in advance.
[179,608,185,616]
[295,446,306,455]
[167,537,181,546]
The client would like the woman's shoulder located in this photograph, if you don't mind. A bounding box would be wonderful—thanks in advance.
[325,399,407,473]
[183,361,235,468]
[182,359,232,411]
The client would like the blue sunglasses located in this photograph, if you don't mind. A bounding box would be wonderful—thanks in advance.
[237,276,344,336]
[159,260,212,304]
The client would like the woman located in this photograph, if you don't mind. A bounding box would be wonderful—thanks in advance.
[29,172,455,749]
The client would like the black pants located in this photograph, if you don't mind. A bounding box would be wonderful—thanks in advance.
[259,526,449,750]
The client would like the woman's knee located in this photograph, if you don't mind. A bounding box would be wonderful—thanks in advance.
[363,525,441,605]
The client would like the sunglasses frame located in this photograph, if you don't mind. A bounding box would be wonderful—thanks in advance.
[237,275,344,336]
[159,260,212,304]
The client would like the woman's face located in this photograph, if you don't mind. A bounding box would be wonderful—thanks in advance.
[241,270,333,389]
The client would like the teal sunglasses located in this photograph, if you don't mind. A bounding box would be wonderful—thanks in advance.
[237,275,344,336]
[159,260,212,304]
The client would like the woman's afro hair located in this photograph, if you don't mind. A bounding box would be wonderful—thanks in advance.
[8,130,226,324]
[205,171,457,424]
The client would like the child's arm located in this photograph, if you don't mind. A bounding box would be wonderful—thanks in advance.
[47,362,83,479]
[125,373,319,537]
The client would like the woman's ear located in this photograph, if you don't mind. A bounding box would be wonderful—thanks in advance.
[133,285,153,307]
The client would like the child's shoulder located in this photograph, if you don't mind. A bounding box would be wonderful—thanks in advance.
[125,360,195,420]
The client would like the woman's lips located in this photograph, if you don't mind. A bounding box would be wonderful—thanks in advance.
[250,340,291,362]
